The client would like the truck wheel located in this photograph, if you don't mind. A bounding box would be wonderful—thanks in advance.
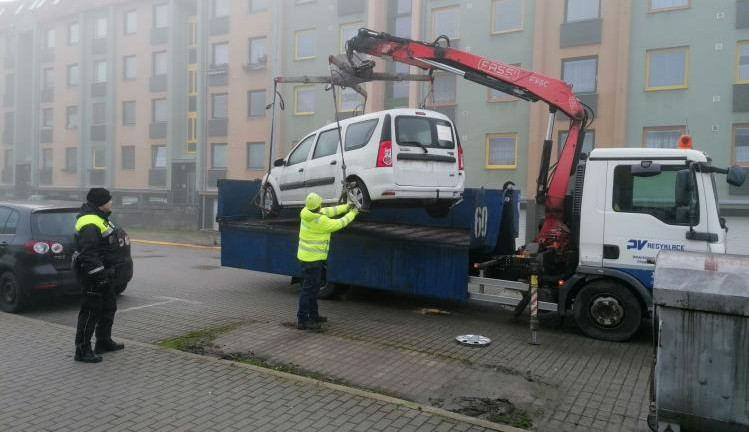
[317,283,348,300]
[426,202,451,218]
[348,178,371,211]
[0,272,27,313]
[261,185,280,218]
[573,280,642,342]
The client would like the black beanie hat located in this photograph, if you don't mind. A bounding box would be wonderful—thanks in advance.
[87,188,112,207]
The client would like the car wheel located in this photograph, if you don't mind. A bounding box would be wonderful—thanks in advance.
[114,284,127,296]
[261,184,280,218]
[0,272,27,313]
[317,283,348,300]
[426,202,452,218]
[573,280,642,342]
[348,178,371,211]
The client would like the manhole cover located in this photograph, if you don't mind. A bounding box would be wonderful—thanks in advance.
[455,334,491,347]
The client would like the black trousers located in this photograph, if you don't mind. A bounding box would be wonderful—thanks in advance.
[74,280,117,347]
[297,260,326,323]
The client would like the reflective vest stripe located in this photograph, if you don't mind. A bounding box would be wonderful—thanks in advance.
[298,245,325,255]
[88,266,105,275]
[75,214,113,237]
[300,238,329,245]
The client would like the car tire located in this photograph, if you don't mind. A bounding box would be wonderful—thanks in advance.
[348,178,371,211]
[114,284,127,296]
[426,202,452,218]
[317,282,348,300]
[261,184,280,218]
[0,271,27,313]
[573,279,642,342]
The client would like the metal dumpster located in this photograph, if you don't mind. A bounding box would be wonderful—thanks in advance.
[653,251,749,432]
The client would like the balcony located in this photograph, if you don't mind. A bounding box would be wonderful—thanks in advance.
[206,169,226,188]
[91,82,107,98]
[338,0,365,15]
[40,87,54,103]
[89,169,105,186]
[90,125,107,141]
[39,48,55,63]
[149,75,168,92]
[151,27,168,45]
[149,122,167,139]
[209,16,230,36]
[148,168,167,187]
[39,168,52,185]
[207,119,227,137]
[40,128,53,144]
[92,38,107,55]
[560,18,602,48]
[207,64,228,86]
[243,58,267,72]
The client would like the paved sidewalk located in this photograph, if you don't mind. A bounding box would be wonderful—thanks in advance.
[0,312,509,432]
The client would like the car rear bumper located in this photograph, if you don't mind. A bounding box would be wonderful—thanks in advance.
[18,264,80,295]
[357,168,465,201]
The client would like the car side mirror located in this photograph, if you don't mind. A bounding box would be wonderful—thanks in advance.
[273,158,285,167]
[727,164,747,187]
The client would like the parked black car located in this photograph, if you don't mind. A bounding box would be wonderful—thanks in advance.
[0,201,133,312]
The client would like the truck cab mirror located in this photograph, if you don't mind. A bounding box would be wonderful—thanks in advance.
[726,164,746,187]
[631,162,661,177]
[273,158,286,167]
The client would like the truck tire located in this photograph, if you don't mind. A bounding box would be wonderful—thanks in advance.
[426,202,451,218]
[573,280,642,342]
[261,185,280,218]
[317,283,348,300]
[0,272,27,313]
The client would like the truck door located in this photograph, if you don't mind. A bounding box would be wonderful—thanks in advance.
[603,160,709,288]
[304,128,342,203]
[279,135,315,205]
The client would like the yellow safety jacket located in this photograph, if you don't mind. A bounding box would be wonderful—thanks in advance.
[297,204,357,262]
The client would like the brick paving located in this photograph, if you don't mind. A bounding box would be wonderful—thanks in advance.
[0,312,496,432]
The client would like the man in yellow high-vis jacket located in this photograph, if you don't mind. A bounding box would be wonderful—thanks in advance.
[297,192,358,330]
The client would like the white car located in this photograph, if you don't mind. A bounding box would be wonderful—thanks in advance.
[261,108,465,217]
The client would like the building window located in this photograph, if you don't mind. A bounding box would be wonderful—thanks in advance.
[737,42,749,84]
[432,73,457,106]
[68,22,79,45]
[733,125,749,167]
[121,146,135,170]
[188,18,198,47]
[94,60,107,83]
[123,101,136,125]
[152,51,167,76]
[45,28,55,49]
[212,93,228,119]
[248,37,267,68]
[124,10,137,34]
[294,86,315,115]
[486,133,517,169]
[41,148,53,169]
[492,0,523,34]
[562,57,597,94]
[389,63,410,100]
[66,106,78,129]
[41,108,54,128]
[340,22,362,53]
[432,6,460,40]
[188,69,198,94]
[92,147,106,169]
[247,90,266,117]
[565,0,599,22]
[94,17,108,39]
[339,87,361,112]
[558,130,595,156]
[42,68,54,90]
[247,142,264,169]
[152,145,166,168]
[187,114,197,153]
[211,143,227,168]
[67,64,79,87]
[152,98,167,123]
[295,29,316,60]
[250,0,269,12]
[123,56,137,80]
[92,102,106,125]
[646,47,689,91]
[65,147,77,172]
[214,0,230,17]
[643,126,685,148]
[212,42,229,65]
[154,4,169,29]
[649,0,689,13]
[393,0,411,37]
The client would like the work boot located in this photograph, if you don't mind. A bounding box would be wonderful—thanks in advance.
[310,315,328,323]
[95,338,125,354]
[296,321,322,330]
[74,344,103,363]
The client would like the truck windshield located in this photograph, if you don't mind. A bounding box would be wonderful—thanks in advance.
[32,210,78,236]
[395,116,455,149]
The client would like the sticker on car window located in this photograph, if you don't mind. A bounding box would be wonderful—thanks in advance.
[436,124,453,143]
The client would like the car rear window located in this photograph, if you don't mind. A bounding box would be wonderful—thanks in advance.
[395,116,455,149]
[32,210,78,237]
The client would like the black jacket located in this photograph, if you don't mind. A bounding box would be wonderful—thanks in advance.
[74,203,133,287]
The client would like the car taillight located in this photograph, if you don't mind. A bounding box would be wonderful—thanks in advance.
[458,143,464,171]
[25,241,63,255]
[376,140,393,167]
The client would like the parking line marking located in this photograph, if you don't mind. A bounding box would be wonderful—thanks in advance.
[154,296,202,305]
[118,300,175,313]
[131,239,220,250]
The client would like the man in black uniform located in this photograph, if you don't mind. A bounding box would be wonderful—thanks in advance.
[73,188,129,363]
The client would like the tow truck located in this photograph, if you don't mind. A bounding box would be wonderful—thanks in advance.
[217,29,745,342]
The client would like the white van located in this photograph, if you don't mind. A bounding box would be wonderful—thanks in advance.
[261,108,465,217]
